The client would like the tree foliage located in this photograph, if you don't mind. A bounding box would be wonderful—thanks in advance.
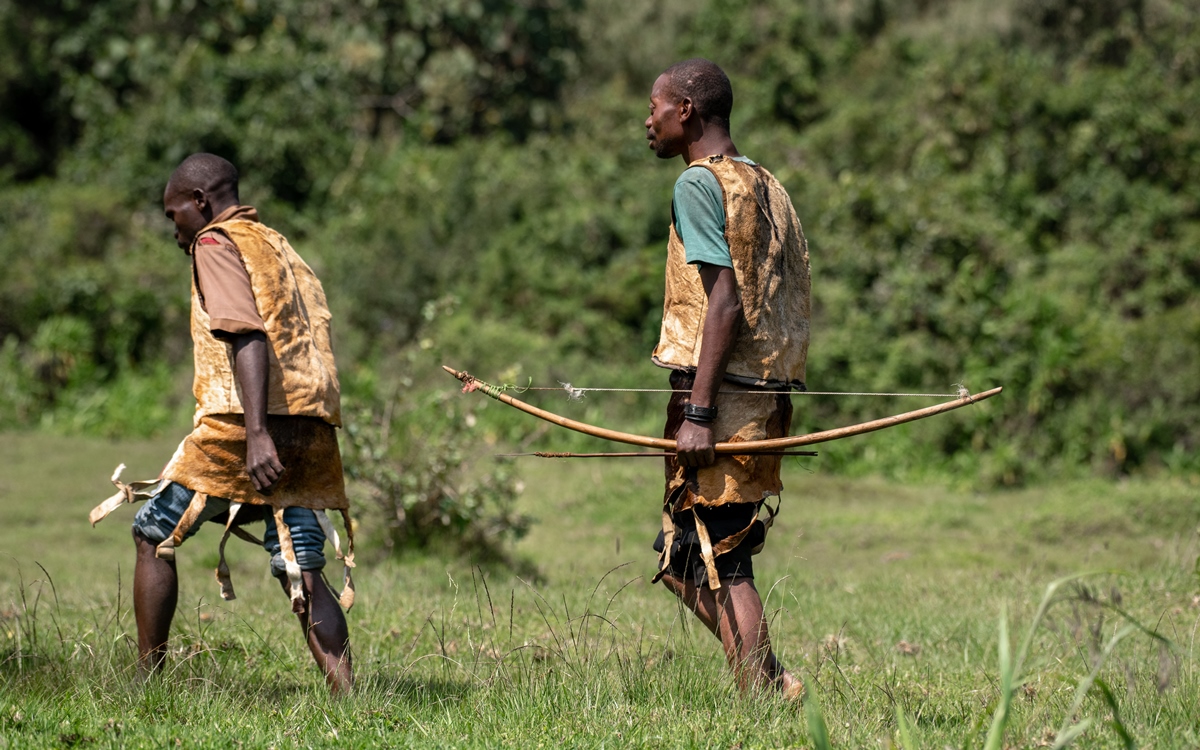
[1,0,1198,485]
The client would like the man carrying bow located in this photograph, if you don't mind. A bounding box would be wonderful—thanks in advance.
[645,58,811,697]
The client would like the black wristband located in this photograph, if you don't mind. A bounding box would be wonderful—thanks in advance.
[683,403,718,423]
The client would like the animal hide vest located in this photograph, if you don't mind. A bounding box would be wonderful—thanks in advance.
[652,155,811,390]
[188,217,342,427]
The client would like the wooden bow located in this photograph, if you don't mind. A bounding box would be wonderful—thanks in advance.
[442,366,1002,453]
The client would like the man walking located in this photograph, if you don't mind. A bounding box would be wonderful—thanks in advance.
[645,59,811,697]
[91,153,354,693]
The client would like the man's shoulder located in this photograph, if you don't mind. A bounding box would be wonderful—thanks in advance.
[193,228,241,260]
[678,156,763,187]
[206,218,292,255]
[196,228,235,246]
[721,158,795,200]
[676,164,712,181]
[211,216,276,235]
[674,165,723,196]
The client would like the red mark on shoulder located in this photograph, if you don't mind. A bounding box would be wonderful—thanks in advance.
[197,236,221,245]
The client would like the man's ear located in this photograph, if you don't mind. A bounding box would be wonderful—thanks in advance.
[678,96,695,124]
[192,188,210,214]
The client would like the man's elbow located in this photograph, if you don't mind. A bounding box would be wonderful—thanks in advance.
[718,294,743,326]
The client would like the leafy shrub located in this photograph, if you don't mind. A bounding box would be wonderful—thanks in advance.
[2,0,1200,487]
[341,384,531,561]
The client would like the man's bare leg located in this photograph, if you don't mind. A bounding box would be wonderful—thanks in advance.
[280,572,353,694]
[133,529,177,676]
[713,577,789,692]
[661,573,801,696]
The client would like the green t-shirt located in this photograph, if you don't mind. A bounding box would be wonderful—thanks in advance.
[671,156,756,268]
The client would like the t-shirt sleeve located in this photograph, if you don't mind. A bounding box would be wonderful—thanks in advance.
[192,231,266,338]
[672,167,732,268]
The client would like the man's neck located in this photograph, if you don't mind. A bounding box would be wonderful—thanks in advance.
[208,200,240,222]
[681,127,740,164]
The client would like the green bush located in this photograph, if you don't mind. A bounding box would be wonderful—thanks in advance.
[341,383,531,560]
[1,0,1199,486]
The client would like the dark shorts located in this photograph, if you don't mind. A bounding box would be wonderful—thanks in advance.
[652,369,785,588]
[653,502,766,587]
[131,481,327,579]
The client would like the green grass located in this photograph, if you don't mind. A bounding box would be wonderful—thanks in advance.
[2,431,1200,747]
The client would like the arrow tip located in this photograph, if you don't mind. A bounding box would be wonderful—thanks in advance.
[442,365,473,386]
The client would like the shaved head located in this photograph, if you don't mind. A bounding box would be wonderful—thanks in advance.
[659,59,733,133]
[163,153,241,252]
[167,153,239,203]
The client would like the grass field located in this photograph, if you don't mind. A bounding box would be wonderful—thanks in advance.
[2,430,1200,748]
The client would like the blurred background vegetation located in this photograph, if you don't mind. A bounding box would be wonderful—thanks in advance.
[2,0,1198,495]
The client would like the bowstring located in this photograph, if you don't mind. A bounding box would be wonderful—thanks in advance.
[476,373,970,401]
[515,385,966,398]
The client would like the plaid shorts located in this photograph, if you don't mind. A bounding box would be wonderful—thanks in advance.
[132,481,327,578]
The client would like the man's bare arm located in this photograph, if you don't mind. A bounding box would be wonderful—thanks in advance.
[233,331,284,492]
[675,264,742,468]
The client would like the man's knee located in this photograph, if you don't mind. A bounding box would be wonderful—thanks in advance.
[262,507,328,579]
[132,527,166,561]
[131,482,193,544]
[130,481,228,545]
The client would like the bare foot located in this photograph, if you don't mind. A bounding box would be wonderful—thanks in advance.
[777,669,805,702]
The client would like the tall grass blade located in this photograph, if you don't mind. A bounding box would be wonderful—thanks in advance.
[895,705,918,749]
[804,678,833,750]
[1048,720,1093,749]
[1051,623,1137,748]
[982,606,1012,750]
[981,572,1138,750]
[33,562,65,652]
[1094,678,1136,750]
[1013,573,1107,680]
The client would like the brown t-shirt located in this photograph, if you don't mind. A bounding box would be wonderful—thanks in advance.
[192,205,266,338]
